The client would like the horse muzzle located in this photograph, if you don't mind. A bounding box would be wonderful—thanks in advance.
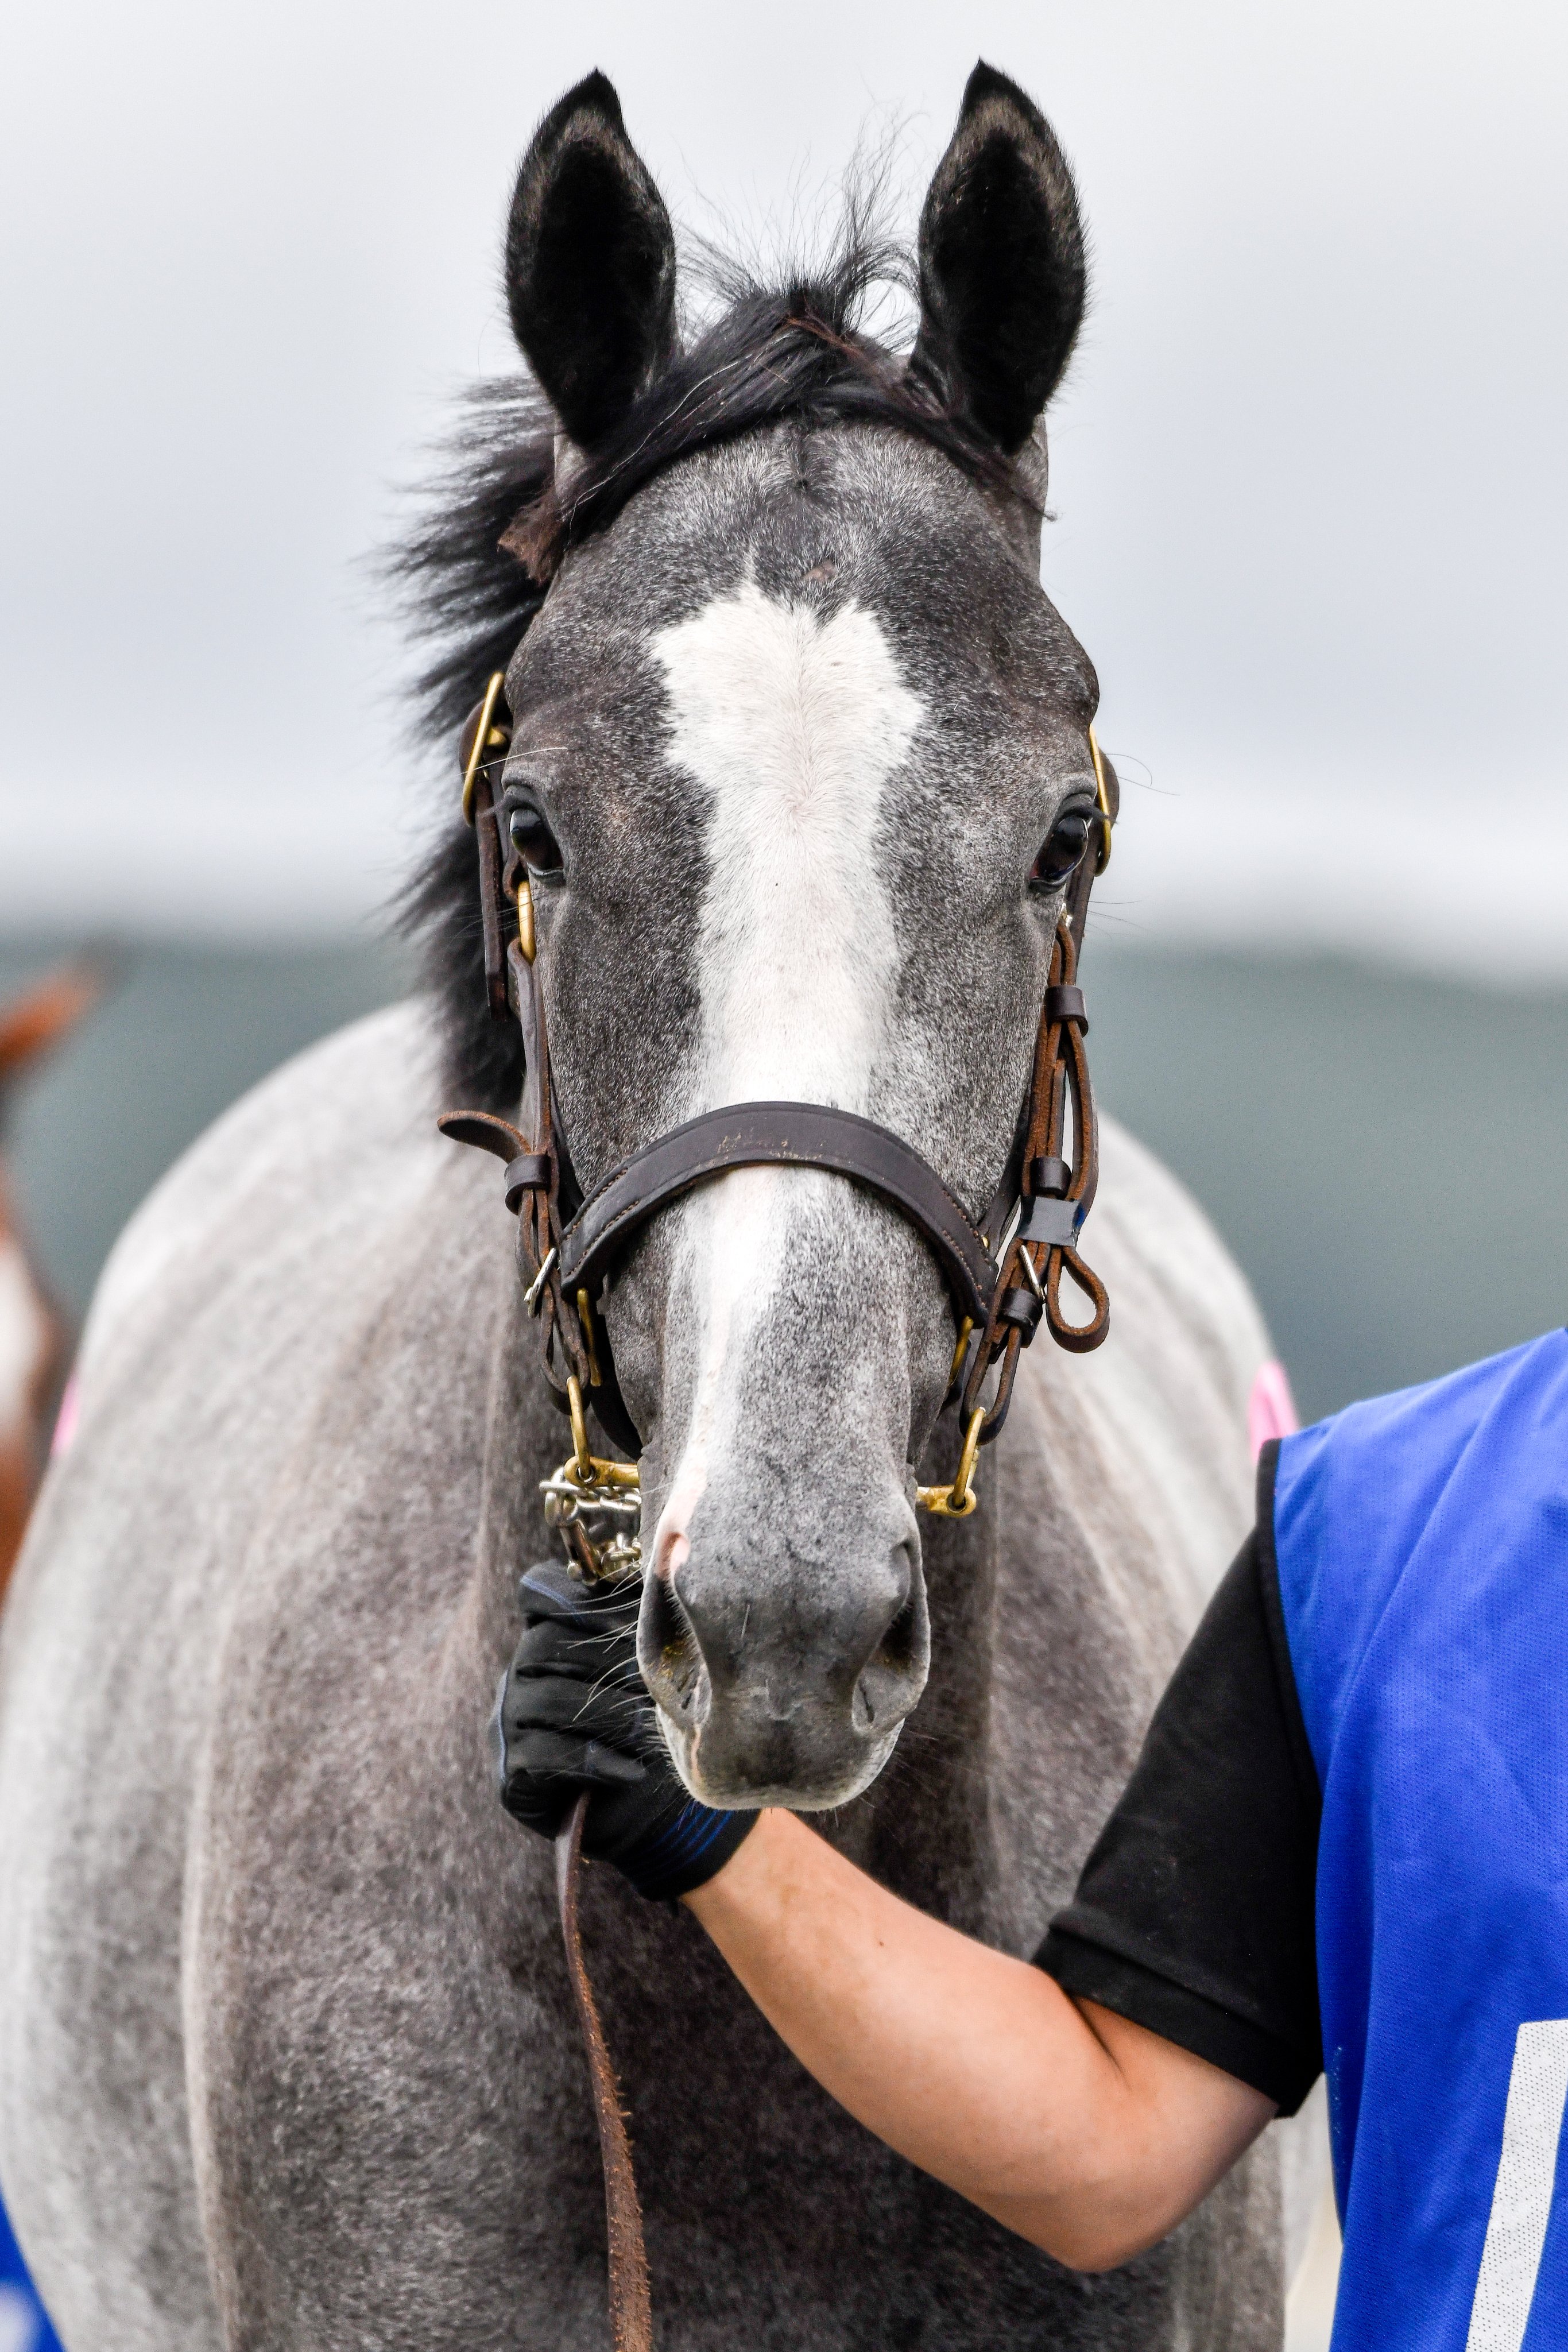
[638,1508,930,1810]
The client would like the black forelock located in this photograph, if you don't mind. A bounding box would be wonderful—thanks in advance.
[389,222,1031,1111]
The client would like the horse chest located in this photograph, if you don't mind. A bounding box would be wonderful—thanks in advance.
[0,1015,1281,2347]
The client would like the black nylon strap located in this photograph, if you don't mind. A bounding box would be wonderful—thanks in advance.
[560,1101,996,1328]
[1019,1193,1082,1251]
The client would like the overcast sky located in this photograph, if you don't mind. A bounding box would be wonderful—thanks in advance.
[2,0,1564,973]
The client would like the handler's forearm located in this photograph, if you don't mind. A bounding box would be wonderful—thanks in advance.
[685,1809,1270,2270]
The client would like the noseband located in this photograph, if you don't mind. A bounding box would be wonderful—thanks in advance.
[441,664,1117,1563]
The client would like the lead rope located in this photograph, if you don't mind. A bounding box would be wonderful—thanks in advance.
[456,694,654,2339]
[556,1796,654,2352]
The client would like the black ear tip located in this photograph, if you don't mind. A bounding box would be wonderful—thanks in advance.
[574,68,624,123]
[537,67,626,144]
[960,60,1034,121]
[916,60,1086,448]
[504,64,675,450]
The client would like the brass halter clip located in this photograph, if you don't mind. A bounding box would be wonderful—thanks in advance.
[541,1379,644,1585]
[543,1373,982,1580]
[916,1406,984,1519]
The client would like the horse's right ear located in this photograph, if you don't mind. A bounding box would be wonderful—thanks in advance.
[504,72,677,452]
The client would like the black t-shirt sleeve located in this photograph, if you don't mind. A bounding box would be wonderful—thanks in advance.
[1035,1442,1323,2115]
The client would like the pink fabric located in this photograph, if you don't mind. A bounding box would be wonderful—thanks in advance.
[50,1372,80,1459]
[1248,1359,1299,1461]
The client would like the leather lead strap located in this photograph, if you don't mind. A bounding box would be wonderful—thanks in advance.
[556,1797,653,2352]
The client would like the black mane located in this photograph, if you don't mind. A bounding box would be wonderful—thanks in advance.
[392,233,1026,1109]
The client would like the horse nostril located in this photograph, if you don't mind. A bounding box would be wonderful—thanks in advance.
[660,1530,928,1764]
[872,1581,922,1677]
[851,1550,928,1738]
[642,1565,703,1716]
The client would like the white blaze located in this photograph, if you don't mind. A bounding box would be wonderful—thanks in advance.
[649,579,922,1538]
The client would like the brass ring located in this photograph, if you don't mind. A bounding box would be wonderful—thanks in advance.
[567,1376,594,1483]
[575,1289,602,1388]
[950,1405,984,1511]
[461,670,509,826]
[559,1377,641,1495]
[916,1406,985,1519]
[944,1316,974,1395]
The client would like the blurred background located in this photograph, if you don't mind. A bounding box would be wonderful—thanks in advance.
[2,0,1563,1419]
[0,6,1562,2339]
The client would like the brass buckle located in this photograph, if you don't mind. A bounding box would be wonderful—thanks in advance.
[1088,722,1113,877]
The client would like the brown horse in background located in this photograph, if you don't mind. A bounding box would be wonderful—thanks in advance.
[0,966,98,1601]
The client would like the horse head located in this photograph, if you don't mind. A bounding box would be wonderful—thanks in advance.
[412,66,1105,1809]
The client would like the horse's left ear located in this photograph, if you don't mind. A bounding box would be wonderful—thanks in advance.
[504,71,677,451]
[911,63,1087,454]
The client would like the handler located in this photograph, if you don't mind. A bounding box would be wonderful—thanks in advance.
[497,1328,1568,2345]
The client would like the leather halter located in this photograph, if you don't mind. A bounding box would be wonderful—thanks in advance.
[441,669,1118,1504]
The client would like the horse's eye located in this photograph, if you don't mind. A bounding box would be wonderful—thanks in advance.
[506,800,564,877]
[1030,805,1094,892]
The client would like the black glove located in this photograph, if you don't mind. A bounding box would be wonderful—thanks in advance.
[493,1560,757,1901]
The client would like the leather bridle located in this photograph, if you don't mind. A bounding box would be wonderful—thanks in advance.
[439,663,1118,2352]
[441,666,1118,1544]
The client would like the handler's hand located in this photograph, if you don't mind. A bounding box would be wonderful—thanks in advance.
[493,1561,756,1901]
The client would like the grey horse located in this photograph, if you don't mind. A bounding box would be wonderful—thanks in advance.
[0,65,1312,2349]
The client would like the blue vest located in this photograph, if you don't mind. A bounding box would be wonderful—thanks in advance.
[0,2187,62,2351]
[1273,1330,1568,2351]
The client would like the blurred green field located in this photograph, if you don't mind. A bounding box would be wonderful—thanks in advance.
[2,935,1564,1424]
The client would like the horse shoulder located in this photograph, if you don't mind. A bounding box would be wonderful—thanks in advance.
[0,996,502,2352]
[1008,1112,1268,1624]
[79,999,444,1382]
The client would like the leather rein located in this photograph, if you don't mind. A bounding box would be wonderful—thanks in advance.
[439,667,1117,2352]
